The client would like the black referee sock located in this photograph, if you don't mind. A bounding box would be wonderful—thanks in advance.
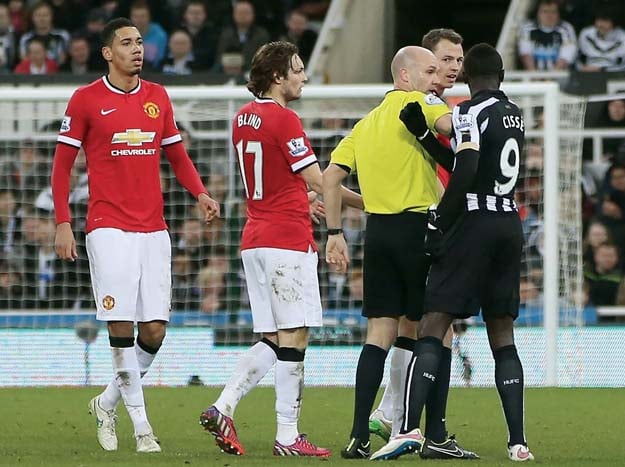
[402,336,442,434]
[350,344,387,441]
[493,345,526,446]
[425,346,451,443]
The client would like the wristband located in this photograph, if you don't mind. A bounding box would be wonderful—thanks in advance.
[327,228,343,235]
[417,128,430,141]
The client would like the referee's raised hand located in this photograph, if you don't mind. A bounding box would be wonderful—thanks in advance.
[400,101,429,139]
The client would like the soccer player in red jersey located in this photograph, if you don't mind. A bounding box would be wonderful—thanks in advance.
[199,41,362,458]
[51,18,219,453]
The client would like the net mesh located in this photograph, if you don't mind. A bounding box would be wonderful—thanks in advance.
[0,85,587,386]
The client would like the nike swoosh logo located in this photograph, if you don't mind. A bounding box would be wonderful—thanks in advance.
[426,445,464,457]
[100,108,117,115]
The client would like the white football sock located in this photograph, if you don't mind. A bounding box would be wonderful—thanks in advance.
[214,339,278,418]
[275,358,304,445]
[111,346,151,436]
[390,346,412,437]
[99,341,157,411]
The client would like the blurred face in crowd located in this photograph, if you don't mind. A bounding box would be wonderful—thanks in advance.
[586,222,609,248]
[595,18,614,37]
[9,0,24,14]
[184,3,206,29]
[537,2,560,29]
[69,38,90,65]
[594,244,619,272]
[32,4,53,33]
[607,99,625,122]
[0,190,15,218]
[169,30,192,59]
[130,6,150,34]
[0,5,11,32]
[287,11,308,37]
[431,39,463,92]
[610,166,625,192]
[233,1,254,30]
[27,40,46,67]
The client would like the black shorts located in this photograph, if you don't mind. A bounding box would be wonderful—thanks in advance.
[363,212,430,321]
[425,211,523,320]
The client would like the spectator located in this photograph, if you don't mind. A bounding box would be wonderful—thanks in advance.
[0,4,17,73]
[596,164,625,244]
[591,98,625,162]
[0,138,50,207]
[59,36,93,74]
[220,48,245,84]
[585,243,622,306]
[161,29,196,75]
[129,0,167,69]
[8,0,27,37]
[115,0,174,32]
[75,8,108,71]
[517,0,577,70]
[179,0,217,70]
[171,252,199,311]
[214,0,270,72]
[583,219,614,268]
[197,264,228,313]
[577,8,625,72]
[49,0,86,33]
[0,187,18,257]
[279,9,317,64]
[18,2,70,65]
[289,0,330,28]
[14,36,59,74]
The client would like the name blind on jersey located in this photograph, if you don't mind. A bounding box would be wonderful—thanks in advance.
[237,113,262,130]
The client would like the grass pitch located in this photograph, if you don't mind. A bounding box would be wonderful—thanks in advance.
[0,386,622,466]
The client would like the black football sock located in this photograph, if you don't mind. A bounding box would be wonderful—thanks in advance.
[425,345,451,443]
[350,344,388,442]
[494,345,526,446]
[402,336,442,433]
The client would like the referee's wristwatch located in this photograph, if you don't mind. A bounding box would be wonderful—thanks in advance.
[327,228,343,236]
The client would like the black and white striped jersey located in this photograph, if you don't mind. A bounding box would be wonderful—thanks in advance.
[451,89,525,213]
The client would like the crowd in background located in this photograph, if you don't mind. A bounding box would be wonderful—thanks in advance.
[0,0,324,78]
[2,0,625,320]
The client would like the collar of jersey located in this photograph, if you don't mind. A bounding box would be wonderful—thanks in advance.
[102,75,142,95]
[254,97,279,105]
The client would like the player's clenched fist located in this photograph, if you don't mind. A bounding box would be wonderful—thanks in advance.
[400,101,429,139]
[198,192,221,223]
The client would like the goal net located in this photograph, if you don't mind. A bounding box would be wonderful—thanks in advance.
[0,83,588,387]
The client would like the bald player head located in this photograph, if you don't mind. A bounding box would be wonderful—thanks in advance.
[391,46,440,93]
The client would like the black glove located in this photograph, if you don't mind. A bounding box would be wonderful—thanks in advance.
[424,207,444,258]
[400,101,429,139]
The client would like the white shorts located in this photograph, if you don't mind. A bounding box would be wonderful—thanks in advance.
[241,247,323,333]
[86,228,171,322]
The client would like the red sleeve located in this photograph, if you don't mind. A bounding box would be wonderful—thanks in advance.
[277,110,317,172]
[51,143,79,224]
[14,61,28,74]
[436,133,451,188]
[164,142,208,198]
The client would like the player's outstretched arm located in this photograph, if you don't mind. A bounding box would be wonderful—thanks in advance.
[400,102,454,171]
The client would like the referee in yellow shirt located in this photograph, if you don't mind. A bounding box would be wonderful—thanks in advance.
[323,46,455,459]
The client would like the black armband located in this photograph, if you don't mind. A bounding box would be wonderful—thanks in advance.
[418,130,455,172]
[327,228,343,235]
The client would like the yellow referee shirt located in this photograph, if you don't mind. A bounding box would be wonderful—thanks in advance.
[330,90,450,214]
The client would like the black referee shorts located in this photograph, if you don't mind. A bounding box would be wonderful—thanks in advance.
[363,211,430,321]
[425,211,523,320]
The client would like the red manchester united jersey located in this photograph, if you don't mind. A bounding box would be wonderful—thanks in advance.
[233,98,317,252]
[57,76,182,233]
